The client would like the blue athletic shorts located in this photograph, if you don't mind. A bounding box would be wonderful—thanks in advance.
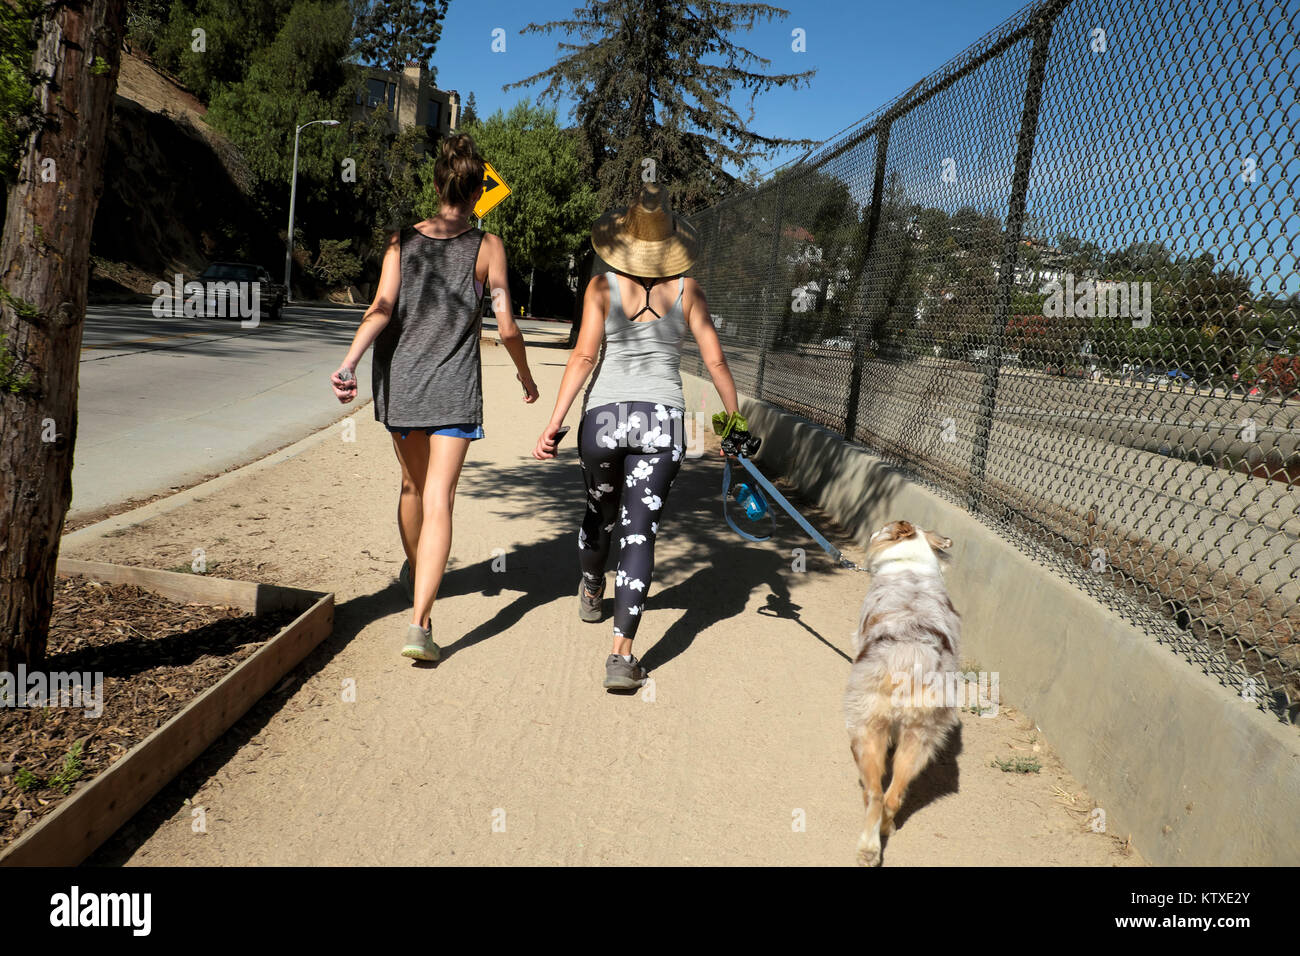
[386,423,485,441]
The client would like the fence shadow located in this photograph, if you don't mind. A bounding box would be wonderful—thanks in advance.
[442,447,856,671]
[85,443,866,865]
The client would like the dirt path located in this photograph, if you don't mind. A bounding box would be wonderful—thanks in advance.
[67,347,1141,866]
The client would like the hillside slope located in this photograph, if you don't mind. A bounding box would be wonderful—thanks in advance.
[90,53,280,298]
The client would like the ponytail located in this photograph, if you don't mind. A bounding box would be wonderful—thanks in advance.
[434,133,486,207]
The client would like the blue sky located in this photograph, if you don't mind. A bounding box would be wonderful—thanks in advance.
[425,0,1297,297]
[433,0,1032,176]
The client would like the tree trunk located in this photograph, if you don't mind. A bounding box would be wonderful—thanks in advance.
[527,266,535,317]
[0,0,127,671]
[569,247,597,348]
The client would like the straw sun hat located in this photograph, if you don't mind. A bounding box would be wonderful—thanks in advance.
[590,181,699,278]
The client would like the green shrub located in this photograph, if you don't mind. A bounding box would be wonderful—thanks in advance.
[0,0,39,187]
[313,238,361,287]
[991,755,1041,774]
[49,741,85,794]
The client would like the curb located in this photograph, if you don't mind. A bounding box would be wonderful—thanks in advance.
[62,401,374,549]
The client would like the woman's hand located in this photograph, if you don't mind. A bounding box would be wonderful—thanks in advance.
[720,428,761,458]
[517,372,539,404]
[532,423,563,460]
[331,366,358,403]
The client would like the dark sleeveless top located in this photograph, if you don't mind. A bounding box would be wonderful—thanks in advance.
[372,224,486,427]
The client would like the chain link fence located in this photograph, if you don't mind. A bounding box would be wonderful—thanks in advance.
[684,0,1299,723]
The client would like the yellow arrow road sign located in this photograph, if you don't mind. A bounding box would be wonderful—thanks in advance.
[474,161,511,218]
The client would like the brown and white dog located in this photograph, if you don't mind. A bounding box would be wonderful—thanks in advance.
[844,519,961,866]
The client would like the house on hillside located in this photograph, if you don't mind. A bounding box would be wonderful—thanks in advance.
[1015,236,1068,287]
[991,236,1068,288]
[350,62,460,141]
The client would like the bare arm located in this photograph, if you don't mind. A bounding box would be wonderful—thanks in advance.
[331,231,400,402]
[532,277,607,459]
[483,233,538,403]
[684,278,739,417]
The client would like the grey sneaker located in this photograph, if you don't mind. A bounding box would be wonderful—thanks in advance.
[603,653,648,690]
[401,623,440,662]
[578,577,604,623]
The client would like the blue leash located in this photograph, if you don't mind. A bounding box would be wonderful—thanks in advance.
[721,454,777,544]
[722,454,867,572]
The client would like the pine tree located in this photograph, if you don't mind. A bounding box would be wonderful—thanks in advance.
[151,0,297,104]
[505,0,816,212]
[351,0,449,79]
[350,0,450,125]
[460,91,478,126]
[1,0,127,670]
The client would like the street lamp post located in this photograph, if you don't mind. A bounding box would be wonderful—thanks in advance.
[284,119,340,303]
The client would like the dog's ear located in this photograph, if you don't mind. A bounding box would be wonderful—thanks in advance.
[876,520,915,541]
[923,529,952,554]
[868,520,915,558]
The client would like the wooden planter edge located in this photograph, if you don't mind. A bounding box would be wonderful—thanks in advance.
[0,558,335,867]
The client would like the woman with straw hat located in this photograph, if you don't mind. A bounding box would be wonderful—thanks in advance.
[532,181,754,691]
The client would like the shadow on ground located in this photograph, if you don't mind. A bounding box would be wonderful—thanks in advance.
[890,724,963,833]
[441,448,857,670]
[845,724,964,865]
[86,445,865,864]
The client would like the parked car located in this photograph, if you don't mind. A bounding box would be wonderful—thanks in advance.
[189,262,287,320]
[821,336,853,349]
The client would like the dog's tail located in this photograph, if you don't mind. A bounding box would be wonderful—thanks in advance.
[876,641,961,713]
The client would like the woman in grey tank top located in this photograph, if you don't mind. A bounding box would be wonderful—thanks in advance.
[531,182,749,691]
[332,134,539,663]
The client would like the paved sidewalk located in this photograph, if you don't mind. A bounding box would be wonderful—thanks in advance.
[65,347,1141,866]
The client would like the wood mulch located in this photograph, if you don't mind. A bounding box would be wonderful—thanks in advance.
[0,575,295,852]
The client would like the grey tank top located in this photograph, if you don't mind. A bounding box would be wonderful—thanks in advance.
[372,225,486,427]
[583,272,687,413]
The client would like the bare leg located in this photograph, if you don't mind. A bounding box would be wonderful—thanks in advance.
[410,434,471,629]
[391,432,430,575]
[850,719,890,867]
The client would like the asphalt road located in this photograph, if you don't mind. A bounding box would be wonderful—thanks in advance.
[71,302,568,519]
[749,344,1300,628]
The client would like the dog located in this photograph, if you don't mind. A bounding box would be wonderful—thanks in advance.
[844,519,961,866]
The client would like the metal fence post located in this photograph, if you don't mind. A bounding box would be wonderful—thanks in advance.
[968,7,1057,511]
[754,184,787,400]
[842,125,894,440]
[671,0,1297,720]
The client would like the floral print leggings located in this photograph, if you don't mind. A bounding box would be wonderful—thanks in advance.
[577,401,686,642]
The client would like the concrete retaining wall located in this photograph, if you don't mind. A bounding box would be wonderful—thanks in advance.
[683,370,1300,866]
